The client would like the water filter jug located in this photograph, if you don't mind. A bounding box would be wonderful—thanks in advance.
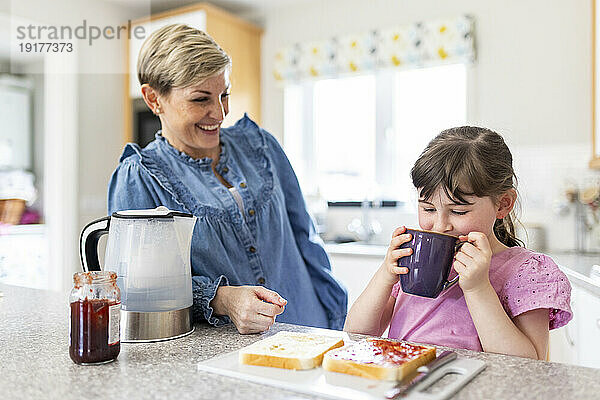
[80,206,197,342]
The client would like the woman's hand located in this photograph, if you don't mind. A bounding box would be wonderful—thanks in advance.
[454,232,493,293]
[211,285,287,334]
[377,226,413,286]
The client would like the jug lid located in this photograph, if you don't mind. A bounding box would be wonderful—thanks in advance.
[112,206,193,220]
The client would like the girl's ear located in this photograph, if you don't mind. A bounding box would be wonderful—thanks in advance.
[496,189,517,219]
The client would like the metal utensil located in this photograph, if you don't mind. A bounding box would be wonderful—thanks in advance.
[385,350,458,399]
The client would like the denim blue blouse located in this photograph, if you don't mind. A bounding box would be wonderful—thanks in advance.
[107,115,347,330]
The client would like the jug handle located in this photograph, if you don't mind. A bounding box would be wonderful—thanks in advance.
[79,216,110,272]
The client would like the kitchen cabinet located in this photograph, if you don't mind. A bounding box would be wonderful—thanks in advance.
[549,285,580,365]
[546,282,600,368]
[328,253,382,310]
[575,285,600,368]
[123,3,262,144]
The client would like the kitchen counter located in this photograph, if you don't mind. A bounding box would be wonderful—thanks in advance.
[548,252,600,297]
[325,242,388,257]
[2,283,599,400]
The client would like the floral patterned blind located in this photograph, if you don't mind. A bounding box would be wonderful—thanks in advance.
[274,15,475,83]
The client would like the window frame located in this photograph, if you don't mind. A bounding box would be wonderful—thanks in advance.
[283,63,468,202]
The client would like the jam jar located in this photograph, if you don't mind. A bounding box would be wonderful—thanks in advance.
[69,271,121,364]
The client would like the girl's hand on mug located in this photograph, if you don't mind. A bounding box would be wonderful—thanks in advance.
[379,226,413,285]
[211,285,287,334]
[454,232,493,293]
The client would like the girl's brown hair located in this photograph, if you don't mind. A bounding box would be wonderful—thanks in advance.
[411,126,524,247]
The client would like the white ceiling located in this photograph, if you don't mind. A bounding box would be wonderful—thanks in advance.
[105,0,316,25]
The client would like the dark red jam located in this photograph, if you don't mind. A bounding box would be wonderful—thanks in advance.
[367,339,431,364]
[328,338,433,366]
[69,298,120,364]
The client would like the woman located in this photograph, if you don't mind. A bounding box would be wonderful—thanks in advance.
[108,24,347,333]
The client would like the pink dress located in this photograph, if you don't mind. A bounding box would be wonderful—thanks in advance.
[388,247,572,351]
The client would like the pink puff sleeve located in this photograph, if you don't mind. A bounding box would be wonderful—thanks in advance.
[500,254,573,330]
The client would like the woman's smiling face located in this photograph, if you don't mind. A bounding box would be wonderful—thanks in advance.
[158,69,231,159]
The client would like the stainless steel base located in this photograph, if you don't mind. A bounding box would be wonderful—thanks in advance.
[120,306,194,343]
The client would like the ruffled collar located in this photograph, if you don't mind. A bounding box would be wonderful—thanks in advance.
[155,131,229,167]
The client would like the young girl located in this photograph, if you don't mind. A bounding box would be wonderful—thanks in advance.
[344,126,572,359]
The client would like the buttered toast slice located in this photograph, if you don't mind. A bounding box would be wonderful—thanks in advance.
[239,331,345,370]
[322,338,436,381]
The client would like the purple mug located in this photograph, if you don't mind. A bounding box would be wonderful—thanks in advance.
[398,228,463,298]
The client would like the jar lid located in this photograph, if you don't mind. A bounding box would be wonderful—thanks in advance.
[112,206,192,220]
[73,271,117,286]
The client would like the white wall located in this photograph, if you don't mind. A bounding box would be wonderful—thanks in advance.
[6,0,145,290]
[77,73,125,229]
[16,61,45,212]
[261,0,600,252]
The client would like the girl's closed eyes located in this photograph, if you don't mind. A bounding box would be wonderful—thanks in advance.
[419,204,470,215]
[451,210,469,215]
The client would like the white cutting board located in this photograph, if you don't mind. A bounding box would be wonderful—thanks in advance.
[197,347,486,400]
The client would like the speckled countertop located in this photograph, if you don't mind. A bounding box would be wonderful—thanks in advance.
[2,283,599,400]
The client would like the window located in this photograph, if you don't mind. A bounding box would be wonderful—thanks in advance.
[284,63,467,202]
[314,75,376,200]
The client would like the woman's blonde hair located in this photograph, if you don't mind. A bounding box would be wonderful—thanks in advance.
[137,23,231,95]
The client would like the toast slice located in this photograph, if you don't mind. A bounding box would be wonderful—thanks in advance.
[238,331,345,370]
[322,338,436,381]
